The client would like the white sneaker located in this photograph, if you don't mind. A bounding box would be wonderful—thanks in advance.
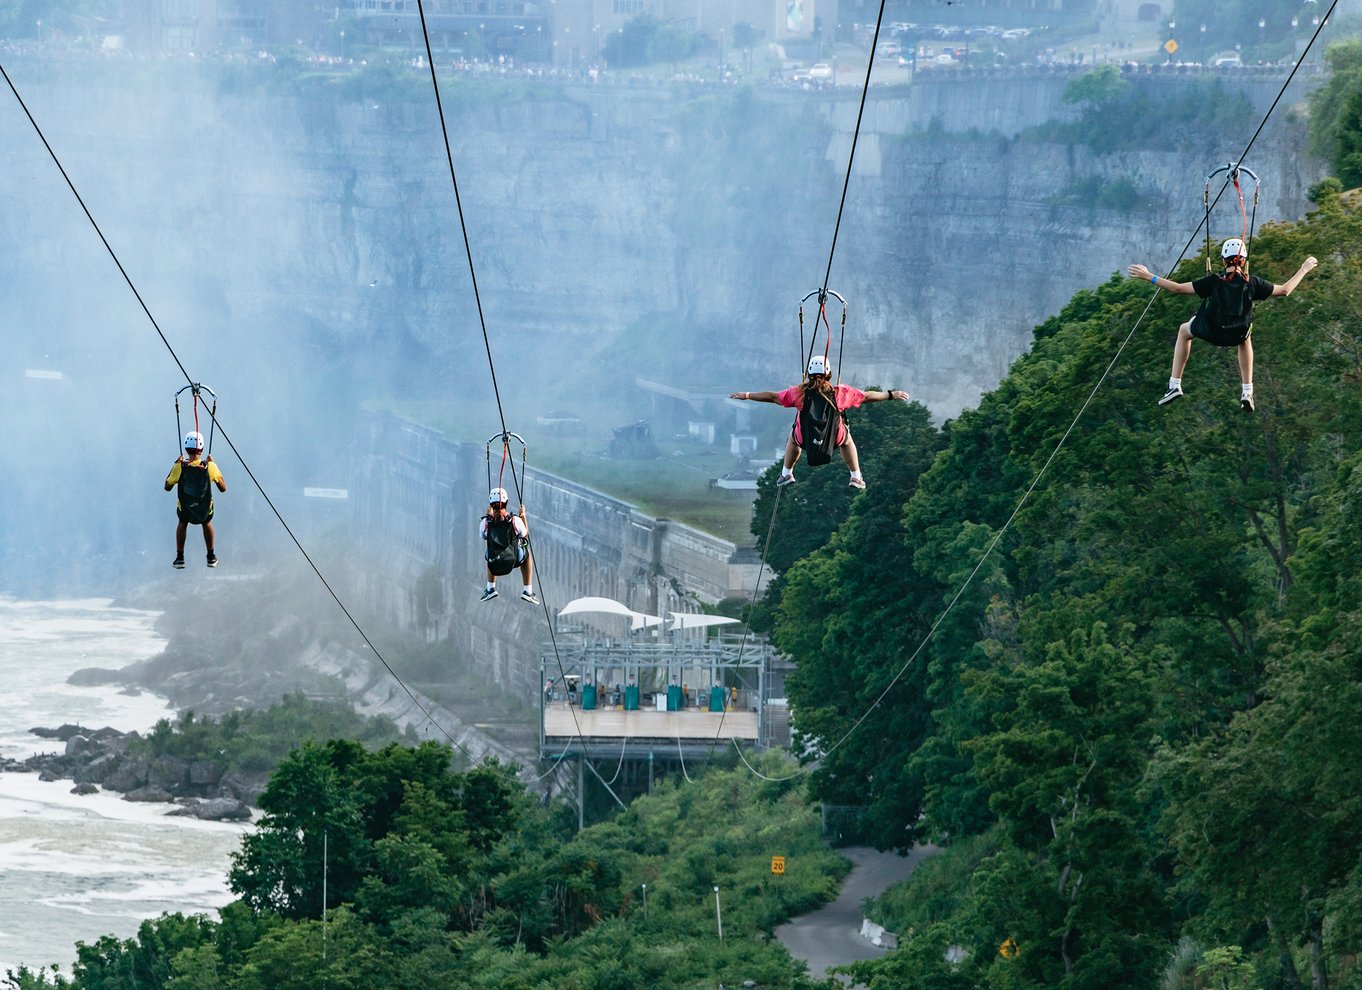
[1241,393,1255,413]
[1158,384,1184,406]
[480,587,498,602]
[775,474,796,487]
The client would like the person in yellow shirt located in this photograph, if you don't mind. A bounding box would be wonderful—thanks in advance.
[164,431,226,568]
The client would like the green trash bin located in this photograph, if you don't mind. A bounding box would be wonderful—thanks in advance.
[624,685,640,711]
[708,685,726,712]
[582,684,598,711]
[667,684,682,711]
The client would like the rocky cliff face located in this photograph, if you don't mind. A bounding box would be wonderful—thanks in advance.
[0,63,1319,423]
[0,60,1320,586]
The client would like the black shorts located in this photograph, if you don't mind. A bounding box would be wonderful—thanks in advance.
[177,504,214,525]
[1190,313,1251,347]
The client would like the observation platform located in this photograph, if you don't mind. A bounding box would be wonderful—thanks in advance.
[543,702,759,756]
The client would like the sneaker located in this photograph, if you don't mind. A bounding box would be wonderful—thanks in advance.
[521,590,540,605]
[172,555,185,569]
[848,477,867,490]
[1158,385,1184,406]
[1241,394,1255,413]
[206,552,218,568]
[775,474,796,487]
[480,587,499,602]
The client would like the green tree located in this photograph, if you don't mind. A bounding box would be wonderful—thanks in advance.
[771,401,944,847]
[1061,65,1127,109]
[731,21,760,74]
[228,741,367,918]
[601,15,659,69]
[646,24,695,73]
[1306,39,1362,165]
[65,915,215,990]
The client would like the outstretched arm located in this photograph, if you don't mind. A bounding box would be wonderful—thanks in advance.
[1127,263,1196,294]
[1272,256,1318,297]
[729,391,782,403]
[864,388,909,402]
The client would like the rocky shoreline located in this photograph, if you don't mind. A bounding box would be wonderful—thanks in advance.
[1,722,259,822]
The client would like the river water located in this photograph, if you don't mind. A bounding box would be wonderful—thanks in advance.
[0,597,247,975]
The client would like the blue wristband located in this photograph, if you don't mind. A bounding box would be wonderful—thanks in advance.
[1151,276,1158,285]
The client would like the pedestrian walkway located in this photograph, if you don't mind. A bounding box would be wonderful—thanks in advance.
[775,845,938,983]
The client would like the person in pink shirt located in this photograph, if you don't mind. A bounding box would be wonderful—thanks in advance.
[730,355,908,490]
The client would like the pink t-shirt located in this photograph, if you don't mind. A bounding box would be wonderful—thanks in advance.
[777,384,867,445]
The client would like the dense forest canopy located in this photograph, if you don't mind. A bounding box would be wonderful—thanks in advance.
[763,175,1362,985]
[4,746,848,990]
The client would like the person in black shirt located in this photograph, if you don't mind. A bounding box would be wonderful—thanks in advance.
[1129,239,1317,412]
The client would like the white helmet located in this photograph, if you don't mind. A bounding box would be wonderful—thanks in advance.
[489,487,509,504]
[1221,238,1246,261]
[183,431,205,451]
[807,355,830,377]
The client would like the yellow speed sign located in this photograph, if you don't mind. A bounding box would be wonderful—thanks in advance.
[771,856,786,876]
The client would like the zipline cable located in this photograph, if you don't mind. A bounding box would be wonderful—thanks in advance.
[412,1,608,795]
[707,0,889,762]
[0,59,482,767]
[722,11,1339,782]
[817,0,889,302]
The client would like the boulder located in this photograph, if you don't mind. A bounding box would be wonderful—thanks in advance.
[188,760,224,788]
[74,753,122,785]
[149,755,190,791]
[67,667,124,686]
[70,782,98,795]
[105,758,149,792]
[29,724,87,741]
[64,735,90,758]
[220,770,269,805]
[166,798,252,822]
[123,785,174,803]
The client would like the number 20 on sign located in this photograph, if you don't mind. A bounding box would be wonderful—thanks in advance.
[771,856,786,876]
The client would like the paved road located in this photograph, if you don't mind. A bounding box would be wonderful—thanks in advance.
[775,845,938,983]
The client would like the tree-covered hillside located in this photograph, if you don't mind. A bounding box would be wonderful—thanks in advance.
[765,187,1362,987]
[3,746,847,990]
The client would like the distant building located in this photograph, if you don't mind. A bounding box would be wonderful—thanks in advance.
[114,0,832,67]
[120,0,319,53]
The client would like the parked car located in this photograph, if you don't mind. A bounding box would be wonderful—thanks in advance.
[877,41,901,57]
[808,62,833,79]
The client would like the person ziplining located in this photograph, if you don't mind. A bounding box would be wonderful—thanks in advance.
[730,354,908,490]
[479,432,537,604]
[164,430,227,568]
[1129,240,1317,413]
[480,488,537,603]
[1129,163,1318,413]
[165,384,226,568]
